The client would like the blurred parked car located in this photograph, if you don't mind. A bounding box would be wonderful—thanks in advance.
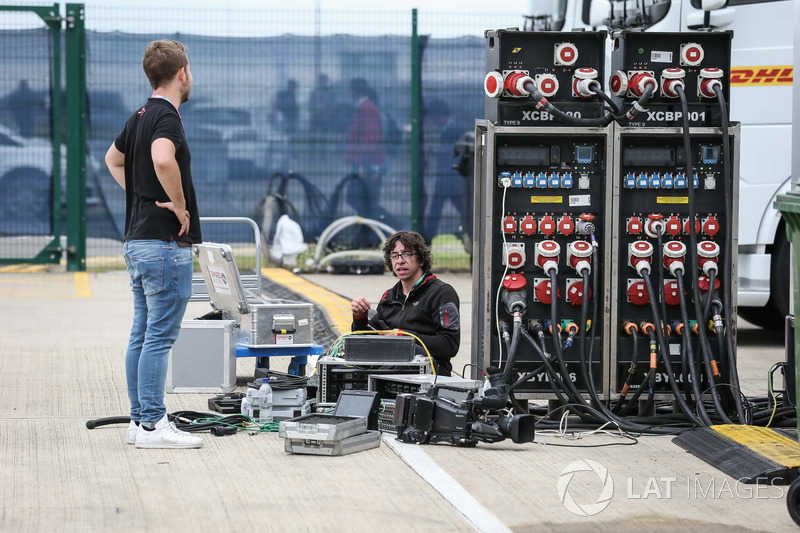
[183,105,286,180]
[88,89,130,141]
[0,124,101,235]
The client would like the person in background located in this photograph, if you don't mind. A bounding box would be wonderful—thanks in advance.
[422,99,464,244]
[350,231,460,376]
[105,39,203,449]
[344,77,384,182]
[274,78,299,136]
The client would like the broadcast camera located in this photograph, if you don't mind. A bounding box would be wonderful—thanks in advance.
[393,367,535,446]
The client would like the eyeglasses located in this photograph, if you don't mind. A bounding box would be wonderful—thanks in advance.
[389,252,417,261]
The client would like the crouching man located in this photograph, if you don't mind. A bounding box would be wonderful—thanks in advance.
[350,231,460,376]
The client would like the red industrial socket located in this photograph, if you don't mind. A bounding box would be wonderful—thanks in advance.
[503,215,516,234]
[626,280,649,306]
[568,240,592,274]
[697,241,721,275]
[663,241,687,276]
[519,215,537,236]
[629,240,654,274]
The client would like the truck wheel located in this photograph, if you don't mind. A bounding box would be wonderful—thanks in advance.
[739,232,791,330]
[787,477,800,526]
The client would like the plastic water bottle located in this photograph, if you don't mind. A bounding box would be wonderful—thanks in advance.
[258,378,273,423]
[241,378,273,423]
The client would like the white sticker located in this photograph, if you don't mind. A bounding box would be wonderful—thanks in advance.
[569,195,591,207]
[298,319,309,326]
[651,50,673,63]
[206,250,215,264]
[275,334,293,345]
[207,265,231,294]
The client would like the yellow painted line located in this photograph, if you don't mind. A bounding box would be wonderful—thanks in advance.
[0,264,49,273]
[0,272,92,299]
[712,425,800,468]
[74,272,92,298]
[262,267,351,336]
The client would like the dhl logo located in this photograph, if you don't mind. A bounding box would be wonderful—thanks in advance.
[730,66,792,86]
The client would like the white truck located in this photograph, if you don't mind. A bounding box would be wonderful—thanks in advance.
[522,0,794,328]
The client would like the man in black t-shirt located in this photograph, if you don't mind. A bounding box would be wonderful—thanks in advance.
[105,40,203,449]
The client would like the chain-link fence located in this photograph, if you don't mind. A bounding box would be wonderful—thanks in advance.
[1,3,529,272]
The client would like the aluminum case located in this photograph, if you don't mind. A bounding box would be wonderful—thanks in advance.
[194,242,314,348]
[167,319,237,393]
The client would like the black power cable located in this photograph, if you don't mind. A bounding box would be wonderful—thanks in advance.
[713,84,746,423]
[675,85,734,424]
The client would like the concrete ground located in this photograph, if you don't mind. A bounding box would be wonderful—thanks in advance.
[0,267,797,532]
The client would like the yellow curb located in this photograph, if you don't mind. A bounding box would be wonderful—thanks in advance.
[262,267,351,336]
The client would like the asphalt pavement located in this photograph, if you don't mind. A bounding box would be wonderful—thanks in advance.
[0,266,796,532]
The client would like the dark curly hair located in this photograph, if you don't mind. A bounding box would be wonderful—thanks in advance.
[382,231,433,275]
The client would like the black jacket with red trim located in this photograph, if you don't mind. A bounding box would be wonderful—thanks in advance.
[351,272,460,374]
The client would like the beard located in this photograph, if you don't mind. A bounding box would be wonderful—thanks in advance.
[180,80,191,103]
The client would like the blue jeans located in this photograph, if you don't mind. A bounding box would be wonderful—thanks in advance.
[123,240,193,425]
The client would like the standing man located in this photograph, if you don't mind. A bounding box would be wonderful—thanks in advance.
[105,40,203,449]
[344,77,384,181]
[350,231,460,376]
[422,99,464,243]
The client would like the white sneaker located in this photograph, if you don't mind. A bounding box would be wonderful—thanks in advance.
[134,414,203,449]
[126,421,138,445]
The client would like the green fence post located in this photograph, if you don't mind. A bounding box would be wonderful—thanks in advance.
[65,3,87,271]
[410,8,420,233]
[0,3,63,265]
[774,191,800,435]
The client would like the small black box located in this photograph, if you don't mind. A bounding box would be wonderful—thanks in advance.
[343,335,416,362]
